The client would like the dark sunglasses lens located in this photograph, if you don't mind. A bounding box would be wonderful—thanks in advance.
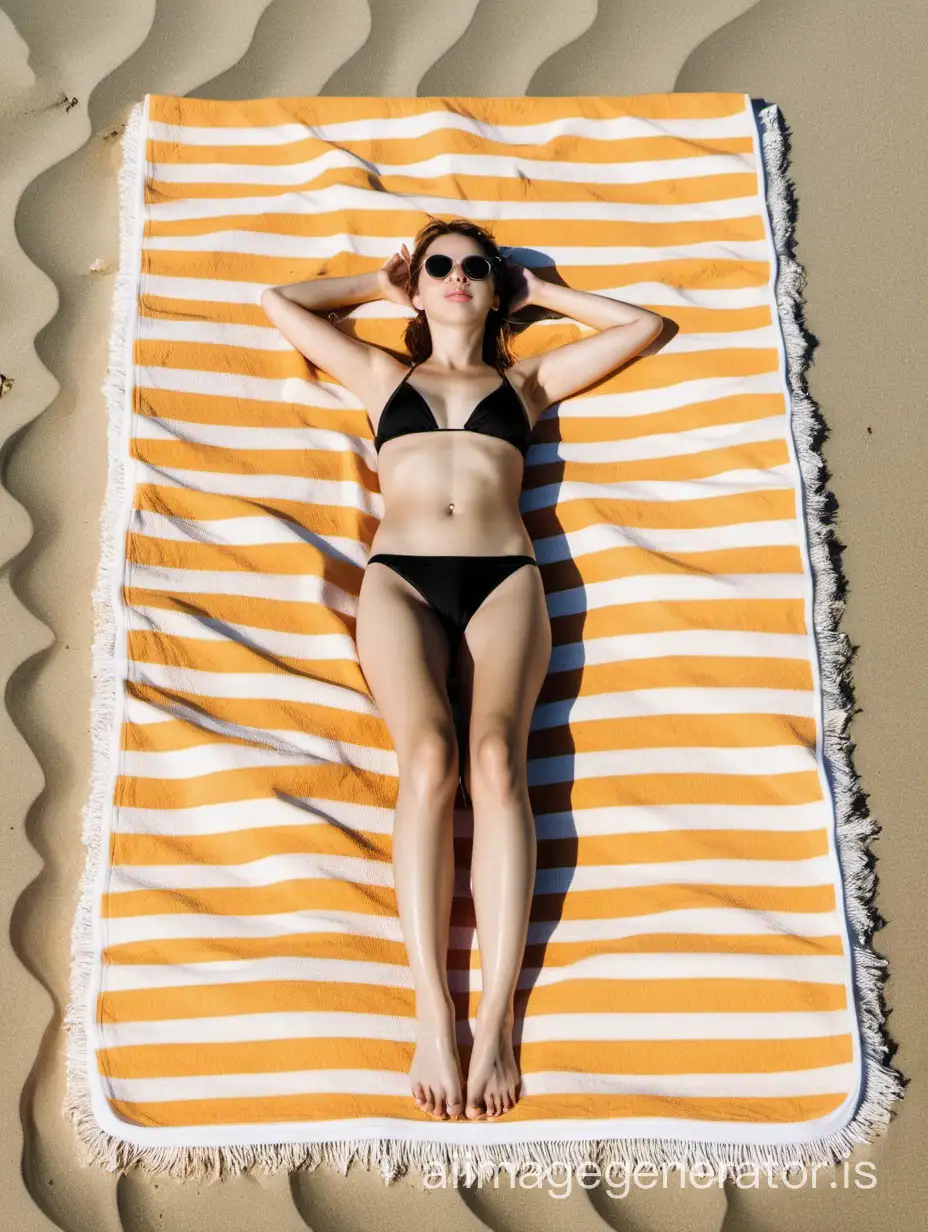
[462,256,493,279]
[424,255,452,277]
[424,254,494,279]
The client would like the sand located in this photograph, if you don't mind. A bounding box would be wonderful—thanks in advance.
[1,0,925,1226]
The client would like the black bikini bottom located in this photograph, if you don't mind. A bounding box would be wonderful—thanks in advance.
[367,553,539,668]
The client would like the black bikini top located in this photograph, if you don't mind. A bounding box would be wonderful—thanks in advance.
[374,363,532,458]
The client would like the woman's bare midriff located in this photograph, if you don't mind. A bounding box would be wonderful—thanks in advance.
[367,366,537,559]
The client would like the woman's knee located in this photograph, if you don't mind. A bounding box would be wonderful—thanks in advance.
[398,725,459,792]
[471,726,523,796]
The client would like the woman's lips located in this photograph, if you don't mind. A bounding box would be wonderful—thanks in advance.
[445,291,471,300]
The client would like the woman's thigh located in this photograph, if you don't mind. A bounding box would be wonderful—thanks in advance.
[454,562,552,776]
[356,561,458,767]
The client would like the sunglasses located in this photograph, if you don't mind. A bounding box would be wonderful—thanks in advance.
[422,253,502,281]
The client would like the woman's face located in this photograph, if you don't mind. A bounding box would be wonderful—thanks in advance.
[410,234,500,324]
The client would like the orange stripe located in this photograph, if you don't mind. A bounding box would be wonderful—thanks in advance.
[533,772,825,816]
[126,535,360,583]
[103,932,846,969]
[102,880,836,924]
[112,761,825,814]
[523,488,799,542]
[111,823,829,869]
[147,92,751,128]
[98,976,847,1025]
[100,1033,852,1081]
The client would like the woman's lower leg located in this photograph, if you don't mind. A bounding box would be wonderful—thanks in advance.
[391,733,465,1117]
[468,734,537,1015]
[464,731,536,1116]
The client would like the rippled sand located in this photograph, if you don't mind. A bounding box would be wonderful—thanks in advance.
[0,1,921,1228]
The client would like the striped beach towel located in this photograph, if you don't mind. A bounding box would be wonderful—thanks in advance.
[66,91,903,1184]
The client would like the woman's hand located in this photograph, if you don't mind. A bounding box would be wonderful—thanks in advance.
[378,243,415,309]
[501,256,541,314]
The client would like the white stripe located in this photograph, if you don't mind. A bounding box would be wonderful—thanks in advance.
[528,859,837,894]
[119,737,819,782]
[104,906,406,946]
[124,562,357,606]
[106,853,396,894]
[106,853,838,896]
[129,510,364,556]
[101,905,845,948]
[137,316,296,349]
[127,660,371,708]
[547,629,814,670]
[109,796,835,839]
[135,364,358,411]
[544,573,810,615]
[124,693,175,724]
[111,793,397,836]
[101,1064,854,1106]
[534,518,807,564]
[534,805,832,837]
[522,467,800,516]
[130,456,378,505]
[97,1008,855,1050]
[533,688,819,728]
[100,951,848,994]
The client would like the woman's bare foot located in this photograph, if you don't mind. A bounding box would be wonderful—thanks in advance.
[465,1001,521,1120]
[410,996,465,1119]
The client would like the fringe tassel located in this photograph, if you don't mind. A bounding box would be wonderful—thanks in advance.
[63,98,905,1186]
[62,96,148,1171]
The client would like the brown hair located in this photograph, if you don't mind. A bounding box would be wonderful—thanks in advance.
[402,216,517,367]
